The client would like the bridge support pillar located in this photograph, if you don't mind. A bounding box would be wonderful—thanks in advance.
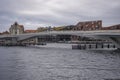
[12,37,17,44]
[35,37,38,44]
[109,37,120,48]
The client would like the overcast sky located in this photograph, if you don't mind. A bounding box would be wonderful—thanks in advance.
[0,0,120,32]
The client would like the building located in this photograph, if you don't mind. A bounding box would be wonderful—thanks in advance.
[63,25,75,30]
[73,20,102,31]
[37,26,53,32]
[25,30,37,33]
[1,31,9,35]
[0,31,9,35]
[9,22,24,35]
[102,24,120,30]
[37,27,48,32]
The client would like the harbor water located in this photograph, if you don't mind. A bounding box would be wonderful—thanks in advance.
[0,43,120,80]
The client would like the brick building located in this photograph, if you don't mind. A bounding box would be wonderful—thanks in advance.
[25,30,37,33]
[73,20,102,31]
[1,31,9,35]
[102,24,120,30]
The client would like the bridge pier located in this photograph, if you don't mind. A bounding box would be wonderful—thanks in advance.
[35,37,39,44]
[109,37,120,49]
[89,44,91,49]
[95,44,98,48]
[0,37,18,46]
[72,42,117,50]
[101,44,104,48]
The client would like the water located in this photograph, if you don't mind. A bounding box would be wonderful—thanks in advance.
[0,44,120,80]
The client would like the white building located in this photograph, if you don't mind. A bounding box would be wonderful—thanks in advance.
[9,22,24,35]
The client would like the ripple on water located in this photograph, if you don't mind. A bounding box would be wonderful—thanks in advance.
[0,47,120,80]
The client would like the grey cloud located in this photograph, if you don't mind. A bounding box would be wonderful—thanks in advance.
[0,0,120,32]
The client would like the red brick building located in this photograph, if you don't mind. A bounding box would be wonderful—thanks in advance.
[25,30,37,33]
[73,20,102,31]
[102,24,120,30]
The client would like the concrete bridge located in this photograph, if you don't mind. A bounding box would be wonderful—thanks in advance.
[0,30,120,48]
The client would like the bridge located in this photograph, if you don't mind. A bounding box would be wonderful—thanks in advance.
[0,30,120,48]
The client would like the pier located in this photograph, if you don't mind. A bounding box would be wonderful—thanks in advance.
[72,43,116,50]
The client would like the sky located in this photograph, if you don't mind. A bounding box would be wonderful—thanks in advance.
[0,0,120,32]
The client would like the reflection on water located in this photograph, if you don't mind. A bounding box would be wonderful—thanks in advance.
[0,46,120,80]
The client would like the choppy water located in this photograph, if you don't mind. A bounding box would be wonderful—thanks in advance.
[0,45,120,80]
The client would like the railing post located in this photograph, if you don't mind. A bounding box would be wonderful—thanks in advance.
[113,44,115,48]
[95,44,98,49]
[107,44,110,48]
[101,44,104,48]
[89,44,91,49]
